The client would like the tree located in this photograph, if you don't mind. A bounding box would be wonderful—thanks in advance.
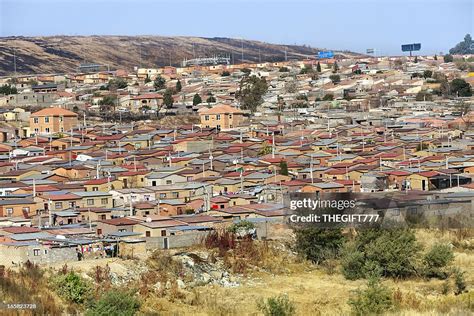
[99,95,117,113]
[236,75,268,112]
[434,54,438,60]
[348,276,393,316]
[279,161,289,176]
[332,61,339,73]
[144,75,151,84]
[221,70,230,76]
[107,78,128,90]
[175,79,182,92]
[0,84,17,95]
[451,78,472,97]
[163,88,174,108]
[299,65,313,74]
[257,294,296,316]
[279,66,289,72]
[206,95,216,103]
[323,94,334,101]
[414,56,418,63]
[316,62,322,73]
[329,74,341,84]
[153,75,166,90]
[449,34,474,54]
[443,54,454,63]
[423,70,433,79]
[86,289,140,316]
[294,227,345,264]
[241,68,252,75]
[192,93,202,105]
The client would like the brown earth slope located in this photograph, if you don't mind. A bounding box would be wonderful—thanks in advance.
[0,35,359,75]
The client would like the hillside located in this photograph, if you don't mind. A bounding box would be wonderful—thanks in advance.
[0,35,358,75]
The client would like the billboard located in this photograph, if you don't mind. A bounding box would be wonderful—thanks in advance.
[366,48,374,54]
[401,43,421,52]
[318,51,334,59]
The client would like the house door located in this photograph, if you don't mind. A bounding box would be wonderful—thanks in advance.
[422,180,426,191]
[163,237,169,249]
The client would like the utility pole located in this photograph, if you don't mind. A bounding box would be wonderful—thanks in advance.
[241,38,244,63]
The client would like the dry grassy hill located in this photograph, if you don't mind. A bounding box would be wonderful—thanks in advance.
[0,35,359,75]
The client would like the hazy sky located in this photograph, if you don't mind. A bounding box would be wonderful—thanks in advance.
[0,0,472,55]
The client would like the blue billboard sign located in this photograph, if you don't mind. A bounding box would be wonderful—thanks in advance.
[401,43,421,52]
[318,51,334,59]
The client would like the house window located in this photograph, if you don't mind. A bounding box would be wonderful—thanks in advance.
[118,229,126,232]
[33,117,39,123]
[6,208,13,216]
[34,128,39,133]
[159,193,166,198]
[92,187,99,191]
[101,198,108,205]
[22,207,30,212]
[216,125,221,130]
[145,231,151,237]
[204,115,209,121]
[229,114,232,119]
[60,127,64,132]
[172,192,179,198]
[55,202,63,209]
[87,199,94,206]
[59,116,63,122]
[44,249,48,254]
[33,249,40,256]
[216,114,221,120]
[45,128,50,133]
[152,181,157,186]
[166,180,172,185]
[44,116,50,123]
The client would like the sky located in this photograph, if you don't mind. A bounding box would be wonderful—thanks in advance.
[0,0,472,55]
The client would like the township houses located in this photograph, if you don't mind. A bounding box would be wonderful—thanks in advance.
[0,55,473,265]
[198,104,244,130]
[29,107,79,135]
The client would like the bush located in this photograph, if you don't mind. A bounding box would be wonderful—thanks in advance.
[341,243,365,280]
[294,228,345,264]
[341,229,420,279]
[422,243,454,278]
[228,220,255,234]
[51,271,93,304]
[257,294,296,316]
[86,289,140,316]
[348,276,393,316]
[454,268,467,295]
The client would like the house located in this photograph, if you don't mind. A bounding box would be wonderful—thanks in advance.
[198,104,244,130]
[29,107,79,135]
[0,198,37,217]
[96,217,142,236]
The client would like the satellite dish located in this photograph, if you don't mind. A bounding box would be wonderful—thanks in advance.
[233,159,238,164]
[146,217,152,223]
[209,155,213,160]
[56,235,66,240]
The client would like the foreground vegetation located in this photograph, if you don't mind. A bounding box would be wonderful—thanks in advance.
[0,227,472,315]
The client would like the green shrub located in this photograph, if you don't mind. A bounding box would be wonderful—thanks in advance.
[348,229,420,279]
[423,243,454,278]
[348,277,393,316]
[454,268,467,295]
[87,289,140,316]
[257,294,295,316]
[294,228,345,264]
[341,243,365,280]
[51,271,93,304]
[228,220,255,233]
